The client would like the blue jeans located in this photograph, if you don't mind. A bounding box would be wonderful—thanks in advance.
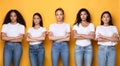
[51,41,69,66]
[29,44,45,66]
[4,41,22,66]
[98,45,116,66]
[74,45,93,66]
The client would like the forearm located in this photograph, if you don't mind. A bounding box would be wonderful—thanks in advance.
[49,36,65,41]
[105,37,118,42]
[9,39,23,42]
[82,34,94,39]
[56,37,70,42]
[97,38,110,42]
[27,37,40,42]
[31,37,45,41]
[2,36,17,41]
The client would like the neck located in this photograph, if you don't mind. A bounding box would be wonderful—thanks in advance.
[34,24,40,29]
[104,23,109,26]
[10,21,17,24]
[81,21,87,24]
[57,21,63,24]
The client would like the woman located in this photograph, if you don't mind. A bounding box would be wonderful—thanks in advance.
[73,8,95,66]
[96,11,119,66]
[1,10,26,66]
[27,13,46,66]
[48,8,70,66]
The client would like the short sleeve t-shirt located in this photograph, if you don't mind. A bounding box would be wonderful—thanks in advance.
[1,23,25,37]
[27,27,46,45]
[73,23,95,46]
[49,23,70,36]
[95,26,119,46]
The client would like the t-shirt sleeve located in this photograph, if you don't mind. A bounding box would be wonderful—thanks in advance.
[66,24,70,32]
[95,26,100,39]
[1,24,7,33]
[72,25,78,30]
[113,26,119,36]
[42,28,47,32]
[90,24,95,32]
[27,28,31,33]
[49,24,53,32]
[20,26,25,34]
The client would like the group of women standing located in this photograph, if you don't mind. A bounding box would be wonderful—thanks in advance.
[1,8,119,66]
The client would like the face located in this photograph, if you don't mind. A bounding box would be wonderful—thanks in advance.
[102,13,110,25]
[55,10,64,22]
[33,15,41,25]
[80,11,87,21]
[10,12,17,23]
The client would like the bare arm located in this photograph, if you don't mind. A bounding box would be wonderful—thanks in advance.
[26,32,46,42]
[56,32,70,42]
[1,32,24,42]
[73,30,95,40]
[97,33,119,42]
[102,34,119,42]
[48,31,66,41]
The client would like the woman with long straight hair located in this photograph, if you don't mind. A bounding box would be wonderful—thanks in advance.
[27,13,46,66]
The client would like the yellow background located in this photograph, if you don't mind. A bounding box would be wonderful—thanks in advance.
[0,0,120,66]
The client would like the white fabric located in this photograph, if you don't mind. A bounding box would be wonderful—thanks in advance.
[95,26,119,46]
[73,23,95,46]
[1,23,25,37]
[27,27,46,45]
[49,23,70,36]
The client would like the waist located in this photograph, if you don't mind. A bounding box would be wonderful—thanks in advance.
[5,41,21,44]
[29,43,43,49]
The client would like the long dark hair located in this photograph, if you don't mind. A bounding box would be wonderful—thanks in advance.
[74,8,91,26]
[32,13,43,27]
[2,10,26,27]
[101,11,113,25]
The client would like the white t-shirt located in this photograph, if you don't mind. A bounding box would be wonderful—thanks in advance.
[73,23,95,46]
[95,26,119,46]
[27,27,46,45]
[49,23,70,36]
[1,23,25,37]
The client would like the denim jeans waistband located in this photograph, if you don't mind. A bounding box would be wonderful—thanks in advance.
[29,43,43,49]
[5,41,21,44]
[53,41,68,44]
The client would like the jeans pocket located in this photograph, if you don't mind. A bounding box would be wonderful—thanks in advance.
[75,45,81,53]
[110,47,116,51]
[86,45,92,50]
[98,46,105,51]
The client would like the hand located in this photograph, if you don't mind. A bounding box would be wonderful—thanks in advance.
[98,33,104,38]
[28,34,32,39]
[65,33,70,38]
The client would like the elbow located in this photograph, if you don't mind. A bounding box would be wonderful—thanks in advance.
[1,37,7,41]
[48,36,54,40]
[66,37,70,41]
[41,37,45,40]
[91,36,95,40]
[73,35,78,39]
[26,38,31,42]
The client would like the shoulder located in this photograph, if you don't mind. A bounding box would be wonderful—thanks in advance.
[18,23,25,28]
[2,24,8,27]
[63,23,70,27]
[96,25,102,29]
[40,27,46,31]
[89,23,94,26]
[111,25,117,28]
